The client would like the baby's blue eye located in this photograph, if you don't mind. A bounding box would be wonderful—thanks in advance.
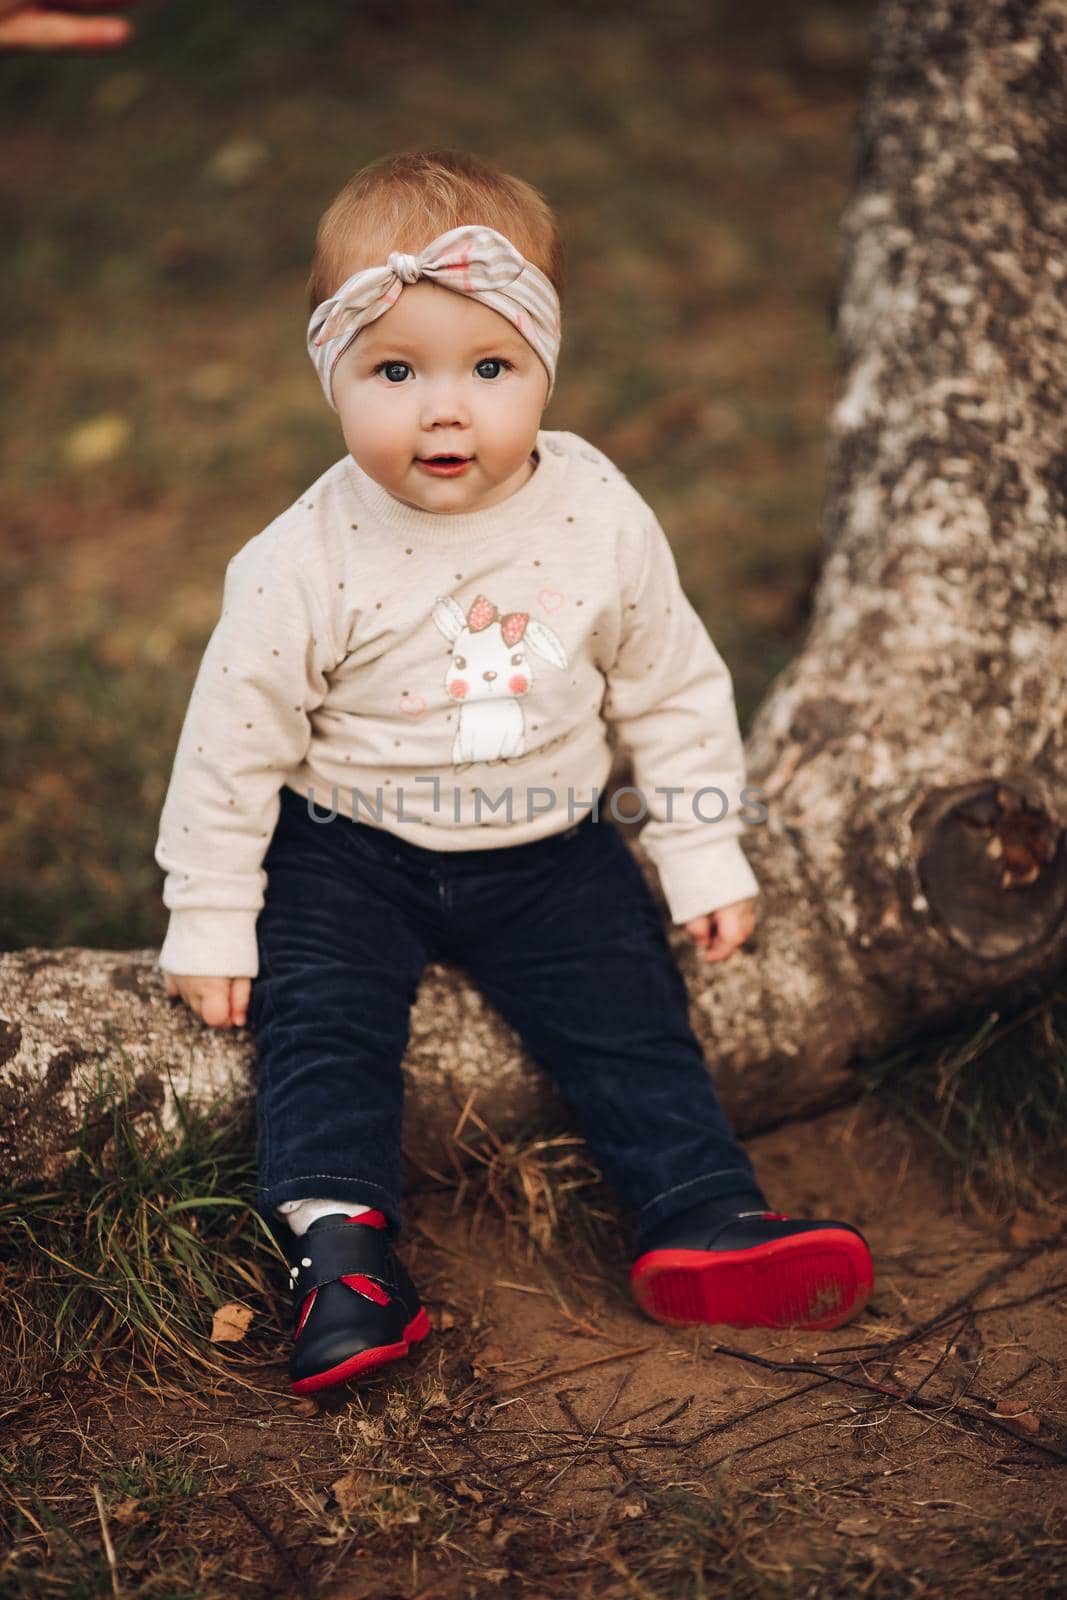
[475,358,508,380]
[379,362,411,383]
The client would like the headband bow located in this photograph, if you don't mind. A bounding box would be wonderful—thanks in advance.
[307,224,561,409]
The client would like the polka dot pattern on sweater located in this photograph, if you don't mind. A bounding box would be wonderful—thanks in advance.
[153,434,760,974]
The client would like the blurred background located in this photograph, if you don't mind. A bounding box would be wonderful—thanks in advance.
[0,0,874,954]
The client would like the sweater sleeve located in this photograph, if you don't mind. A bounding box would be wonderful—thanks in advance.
[154,532,338,979]
[605,511,760,925]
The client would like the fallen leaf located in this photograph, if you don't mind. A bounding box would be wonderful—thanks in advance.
[332,1471,369,1514]
[210,1302,254,1343]
[64,414,130,469]
[110,1497,146,1527]
[452,1479,484,1503]
[205,136,268,186]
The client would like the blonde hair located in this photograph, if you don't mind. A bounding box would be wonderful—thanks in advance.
[307,149,565,314]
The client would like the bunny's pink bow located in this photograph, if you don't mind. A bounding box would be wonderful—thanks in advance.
[307,224,561,409]
[467,594,528,643]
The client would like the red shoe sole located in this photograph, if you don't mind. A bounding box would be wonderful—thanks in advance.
[290,1307,432,1396]
[631,1229,873,1332]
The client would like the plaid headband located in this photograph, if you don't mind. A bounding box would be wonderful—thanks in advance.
[307,224,561,409]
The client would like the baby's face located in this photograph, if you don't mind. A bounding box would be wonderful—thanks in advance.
[331,282,550,515]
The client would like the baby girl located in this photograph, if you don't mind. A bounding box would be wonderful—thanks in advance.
[156,148,873,1396]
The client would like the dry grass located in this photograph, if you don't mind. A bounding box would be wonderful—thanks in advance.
[0,1082,279,1401]
[427,1093,621,1261]
[856,980,1067,1215]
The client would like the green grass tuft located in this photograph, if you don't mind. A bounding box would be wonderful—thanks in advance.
[0,1075,282,1394]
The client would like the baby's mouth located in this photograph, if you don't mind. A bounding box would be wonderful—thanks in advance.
[417,454,473,476]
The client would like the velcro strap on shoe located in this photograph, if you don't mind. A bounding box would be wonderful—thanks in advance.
[287,1223,395,1299]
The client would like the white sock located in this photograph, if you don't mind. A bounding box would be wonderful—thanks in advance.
[277,1198,371,1237]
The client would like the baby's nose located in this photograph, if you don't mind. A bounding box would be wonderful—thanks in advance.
[482,670,497,682]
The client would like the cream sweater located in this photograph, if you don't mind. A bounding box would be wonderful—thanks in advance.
[155,430,761,978]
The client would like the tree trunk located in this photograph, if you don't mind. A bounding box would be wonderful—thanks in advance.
[0,947,563,1188]
[3,0,1066,1187]
[691,0,1067,1131]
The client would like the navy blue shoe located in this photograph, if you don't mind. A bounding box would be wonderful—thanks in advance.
[285,1212,430,1395]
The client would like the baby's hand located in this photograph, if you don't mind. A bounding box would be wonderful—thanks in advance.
[683,898,756,965]
[163,972,251,1028]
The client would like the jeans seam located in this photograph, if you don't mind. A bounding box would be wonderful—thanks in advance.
[258,1174,396,1195]
[638,1169,755,1217]
[250,964,275,1182]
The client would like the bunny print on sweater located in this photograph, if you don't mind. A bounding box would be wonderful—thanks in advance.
[431,592,569,766]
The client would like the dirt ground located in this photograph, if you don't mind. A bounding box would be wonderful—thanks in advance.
[8,1099,1066,1598]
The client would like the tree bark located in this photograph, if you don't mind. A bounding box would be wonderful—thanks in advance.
[0,947,564,1187]
[3,0,1066,1187]
[693,0,1067,1130]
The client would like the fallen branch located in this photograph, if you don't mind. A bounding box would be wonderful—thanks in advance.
[492,1344,652,1395]
[825,1224,1067,1363]
[684,1343,1067,1464]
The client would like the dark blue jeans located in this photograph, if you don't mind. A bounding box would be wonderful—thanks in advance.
[249,783,764,1247]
